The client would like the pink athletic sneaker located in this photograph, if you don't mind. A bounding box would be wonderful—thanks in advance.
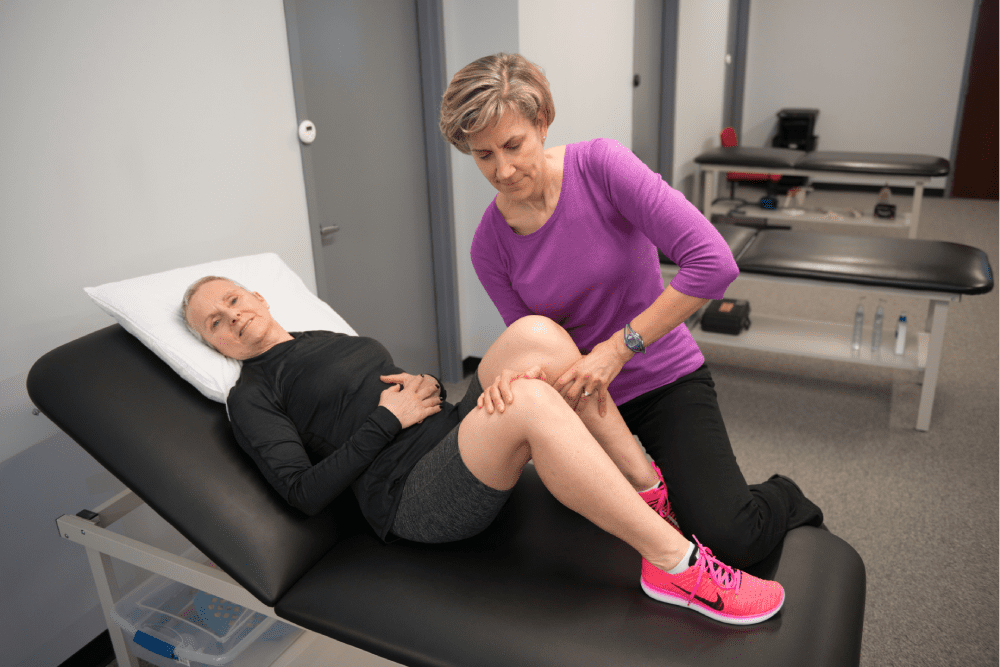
[638,463,681,531]
[640,537,785,625]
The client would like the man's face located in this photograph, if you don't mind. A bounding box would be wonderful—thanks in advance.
[185,279,278,360]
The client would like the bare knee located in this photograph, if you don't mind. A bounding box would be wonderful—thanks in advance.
[506,316,580,363]
[508,377,565,411]
[499,379,574,433]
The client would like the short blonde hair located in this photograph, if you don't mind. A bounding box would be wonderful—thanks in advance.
[440,53,555,154]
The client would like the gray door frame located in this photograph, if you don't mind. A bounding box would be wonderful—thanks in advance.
[722,0,751,138]
[414,0,462,383]
[283,0,462,383]
[658,0,679,186]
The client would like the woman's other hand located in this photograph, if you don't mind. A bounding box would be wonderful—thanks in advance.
[379,373,442,428]
[380,372,442,399]
[553,339,631,417]
[478,365,548,414]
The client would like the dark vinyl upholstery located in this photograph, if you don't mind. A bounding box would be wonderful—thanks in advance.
[738,230,994,294]
[694,146,951,178]
[27,323,869,666]
[276,473,865,667]
[26,326,358,606]
[694,146,806,169]
[795,151,950,177]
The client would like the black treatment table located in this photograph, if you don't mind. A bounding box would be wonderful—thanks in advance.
[694,146,951,238]
[28,324,868,667]
[661,222,993,431]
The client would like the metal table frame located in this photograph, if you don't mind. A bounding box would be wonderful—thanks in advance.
[695,163,932,238]
[664,265,958,431]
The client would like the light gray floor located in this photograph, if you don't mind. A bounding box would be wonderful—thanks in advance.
[116,188,997,667]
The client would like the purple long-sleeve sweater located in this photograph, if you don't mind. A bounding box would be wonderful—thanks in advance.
[470,138,739,404]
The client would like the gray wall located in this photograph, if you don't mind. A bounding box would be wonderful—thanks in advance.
[741,0,975,190]
[442,0,520,359]
[0,2,314,664]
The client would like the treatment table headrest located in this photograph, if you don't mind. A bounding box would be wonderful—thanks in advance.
[27,325,359,606]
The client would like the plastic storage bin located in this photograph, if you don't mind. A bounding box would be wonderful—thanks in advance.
[109,553,301,666]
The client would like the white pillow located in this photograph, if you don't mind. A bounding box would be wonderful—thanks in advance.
[85,253,356,403]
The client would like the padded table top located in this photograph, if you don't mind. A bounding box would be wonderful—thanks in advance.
[796,151,950,176]
[738,230,994,294]
[694,146,806,168]
[27,325,350,607]
[27,324,870,667]
[276,469,866,667]
[694,147,950,177]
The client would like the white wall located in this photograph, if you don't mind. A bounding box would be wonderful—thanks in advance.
[442,0,520,360]
[444,0,636,360]
[742,0,976,189]
[0,2,314,664]
[671,0,730,198]
[519,0,635,149]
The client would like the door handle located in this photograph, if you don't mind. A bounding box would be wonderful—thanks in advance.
[320,225,340,235]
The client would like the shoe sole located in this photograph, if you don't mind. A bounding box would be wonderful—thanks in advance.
[640,579,785,625]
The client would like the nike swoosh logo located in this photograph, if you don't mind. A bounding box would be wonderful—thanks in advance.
[672,584,724,611]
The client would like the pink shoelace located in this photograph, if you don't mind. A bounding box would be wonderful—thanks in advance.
[686,536,742,605]
[647,464,681,530]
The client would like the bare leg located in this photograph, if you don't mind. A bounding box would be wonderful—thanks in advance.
[476,316,658,491]
[457,377,687,572]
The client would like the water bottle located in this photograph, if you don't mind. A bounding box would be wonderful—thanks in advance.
[894,313,907,355]
[871,302,884,352]
[851,300,865,351]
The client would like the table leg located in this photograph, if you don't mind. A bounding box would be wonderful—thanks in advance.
[702,167,716,216]
[84,547,140,667]
[916,298,950,431]
[909,182,924,239]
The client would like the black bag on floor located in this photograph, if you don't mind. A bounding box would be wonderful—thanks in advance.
[700,299,751,335]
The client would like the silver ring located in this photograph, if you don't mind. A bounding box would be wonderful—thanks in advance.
[582,390,591,397]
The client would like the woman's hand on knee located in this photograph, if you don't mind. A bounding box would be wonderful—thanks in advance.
[379,373,442,428]
[553,341,626,417]
[478,365,547,414]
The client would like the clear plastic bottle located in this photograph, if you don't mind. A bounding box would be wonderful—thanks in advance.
[871,301,884,352]
[851,299,865,351]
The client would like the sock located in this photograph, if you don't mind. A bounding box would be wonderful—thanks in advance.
[639,480,662,494]
[667,541,696,574]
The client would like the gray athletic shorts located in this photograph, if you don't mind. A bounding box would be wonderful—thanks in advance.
[391,373,513,543]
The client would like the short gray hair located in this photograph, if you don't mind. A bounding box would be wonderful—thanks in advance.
[439,53,555,155]
[180,275,245,347]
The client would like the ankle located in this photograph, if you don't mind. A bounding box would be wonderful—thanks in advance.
[647,541,693,573]
[631,469,660,493]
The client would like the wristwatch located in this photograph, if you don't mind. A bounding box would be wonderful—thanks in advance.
[624,322,646,354]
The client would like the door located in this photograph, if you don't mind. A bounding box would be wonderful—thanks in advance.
[632,0,663,173]
[950,0,998,199]
[285,0,441,375]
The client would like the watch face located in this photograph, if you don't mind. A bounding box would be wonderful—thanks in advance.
[626,330,643,352]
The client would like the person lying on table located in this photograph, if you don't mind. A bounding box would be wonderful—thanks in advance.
[181,275,785,625]
[439,52,823,571]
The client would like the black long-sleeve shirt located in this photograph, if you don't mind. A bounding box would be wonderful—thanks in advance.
[226,331,460,539]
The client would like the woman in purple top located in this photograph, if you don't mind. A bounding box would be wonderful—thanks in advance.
[441,53,823,569]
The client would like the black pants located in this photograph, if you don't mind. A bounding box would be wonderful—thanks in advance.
[618,365,823,569]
